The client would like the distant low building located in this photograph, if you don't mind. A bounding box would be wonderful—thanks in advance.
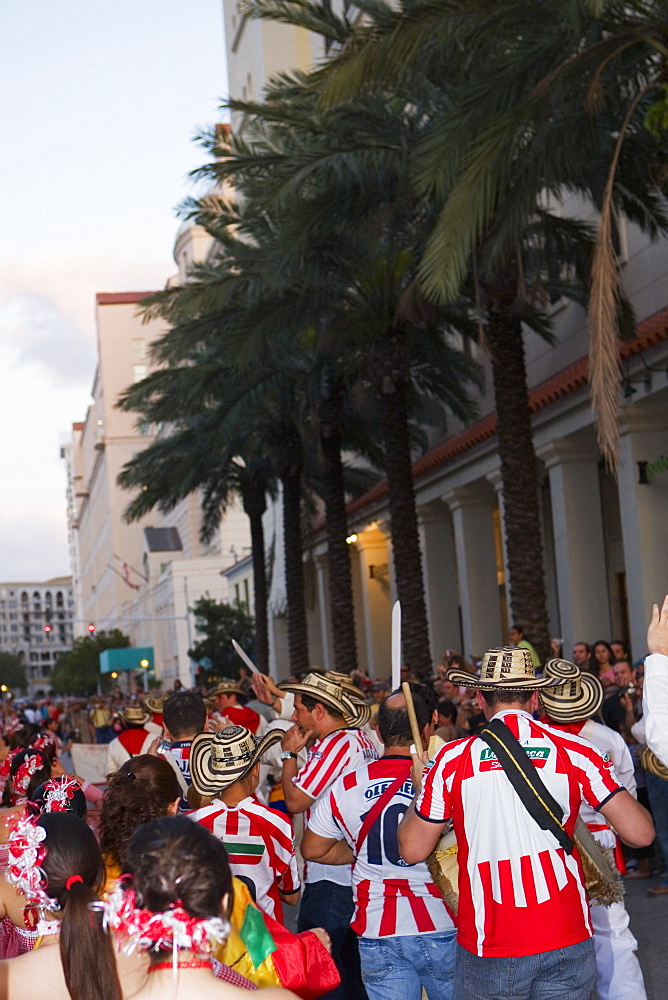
[0,578,74,696]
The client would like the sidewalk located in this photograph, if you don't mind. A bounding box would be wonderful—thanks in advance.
[625,876,668,1000]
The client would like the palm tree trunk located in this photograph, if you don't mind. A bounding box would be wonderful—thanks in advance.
[486,284,551,662]
[245,493,269,674]
[281,470,310,674]
[320,417,358,674]
[380,380,432,678]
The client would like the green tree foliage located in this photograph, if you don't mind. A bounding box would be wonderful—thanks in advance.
[0,652,27,692]
[189,597,255,683]
[50,630,131,696]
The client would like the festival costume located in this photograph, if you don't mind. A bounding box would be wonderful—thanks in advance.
[106,726,155,773]
[191,795,300,921]
[545,717,646,1000]
[643,652,668,767]
[416,709,622,958]
[309,755,456,1000]
[292,724,377,1000]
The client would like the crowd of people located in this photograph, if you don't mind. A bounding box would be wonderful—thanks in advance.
[0,601,665,999]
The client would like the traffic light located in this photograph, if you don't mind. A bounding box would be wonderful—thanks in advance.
[88,623,95,633]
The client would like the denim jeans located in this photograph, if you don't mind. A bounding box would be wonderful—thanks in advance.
[645,771,668,871]
[298,880,367,1000]
[452,937,596,999]
[358,930,456,1000]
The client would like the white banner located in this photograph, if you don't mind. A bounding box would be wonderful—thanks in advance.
[70,743,109,786]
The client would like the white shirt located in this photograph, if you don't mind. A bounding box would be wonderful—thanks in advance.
[643,653,668,768]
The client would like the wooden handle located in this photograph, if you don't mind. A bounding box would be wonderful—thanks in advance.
[401,682,424,751]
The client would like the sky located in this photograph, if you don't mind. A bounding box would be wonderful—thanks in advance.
[0,1,228,581]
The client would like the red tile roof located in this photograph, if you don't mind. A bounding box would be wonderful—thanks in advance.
[96,292,158,305]
[342,305,668,522]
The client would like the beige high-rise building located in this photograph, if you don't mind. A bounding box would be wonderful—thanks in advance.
[64,226,252,687]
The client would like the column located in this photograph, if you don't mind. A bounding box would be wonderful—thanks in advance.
[418,501,461,661]
[444,484,502,659]
[486,467,512,614]
[314,553,332,671]
[353,525,392,679]
[617,407,668,660]
[538,438,611,655]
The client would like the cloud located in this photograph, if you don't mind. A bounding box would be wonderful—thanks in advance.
[0,293,95,387]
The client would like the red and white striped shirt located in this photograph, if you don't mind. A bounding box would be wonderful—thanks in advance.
[415,710,622,958]
[191,796,300,921]
[294,727,378,885]
[309,756,455,937]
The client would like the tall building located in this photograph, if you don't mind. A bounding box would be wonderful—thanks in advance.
[64,225,251,687]
[0,578,74,695]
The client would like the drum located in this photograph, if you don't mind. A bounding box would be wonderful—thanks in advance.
[426,829,459,915]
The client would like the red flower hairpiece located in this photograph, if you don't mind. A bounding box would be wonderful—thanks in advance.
[39,777,80,813]
[5,814,58,912]
[92,885,229,956]
[13,753,44,805]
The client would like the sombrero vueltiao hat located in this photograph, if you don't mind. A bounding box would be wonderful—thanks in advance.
[119,704,152,726]
[325,672,372,728]
[209,680,246,700]
[279,672,361,726]
[446,646,564,691]
[539,658,604,723]
[190,725,283,797]
[144,695,166,716]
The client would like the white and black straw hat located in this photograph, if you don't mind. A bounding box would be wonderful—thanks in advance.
[190,724,283,797]
[539,659,604,723]
[279,672,362,725]
[446,646,562,691]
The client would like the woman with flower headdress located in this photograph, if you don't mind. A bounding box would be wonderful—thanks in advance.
[2,749,51,808]
[0,812,146,1000]
[102,814,297,1000]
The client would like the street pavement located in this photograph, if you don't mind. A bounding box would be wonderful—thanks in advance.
[625,875,668,1000]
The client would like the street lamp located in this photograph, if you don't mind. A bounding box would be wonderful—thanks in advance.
[140,658,150,693]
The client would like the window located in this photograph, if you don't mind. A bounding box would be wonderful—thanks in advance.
[133,364,148,383]
[132,338,146,360]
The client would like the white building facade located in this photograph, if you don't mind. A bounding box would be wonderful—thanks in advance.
[0,578,74,696]
[64,226,252,689]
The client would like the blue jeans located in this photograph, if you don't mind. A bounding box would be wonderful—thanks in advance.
[298,880,367,1000]
[645,771,668,871]
[359,930,456,1000]
[453,938,596,999]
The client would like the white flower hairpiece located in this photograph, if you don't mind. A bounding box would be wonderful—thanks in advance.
[92,884,229,956]
[5,815,58,912]
[38,777,81,813]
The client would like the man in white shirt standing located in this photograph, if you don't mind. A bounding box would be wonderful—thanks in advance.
[643,595,668,767]
[540,658,647,1000]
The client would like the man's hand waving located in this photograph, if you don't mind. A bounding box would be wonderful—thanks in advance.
[647,595,668,656]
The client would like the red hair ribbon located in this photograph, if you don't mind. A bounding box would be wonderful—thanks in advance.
[65,875,84,890]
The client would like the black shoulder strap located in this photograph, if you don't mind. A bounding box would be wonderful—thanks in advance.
[478,717,574,855]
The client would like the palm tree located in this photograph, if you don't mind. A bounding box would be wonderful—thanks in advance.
[244,0,668,658]
[192,78,480,676]
[117,373,277,671]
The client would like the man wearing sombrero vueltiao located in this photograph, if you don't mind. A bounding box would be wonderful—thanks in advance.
[540,658,647,1000]
[278,672,377,1000]
[397,646,654,1000]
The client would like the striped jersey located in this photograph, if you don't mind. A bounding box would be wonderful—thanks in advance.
[191,796,300,921]
[309,756,455,937]
[415,709,622,958]
[294,727,378,885]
